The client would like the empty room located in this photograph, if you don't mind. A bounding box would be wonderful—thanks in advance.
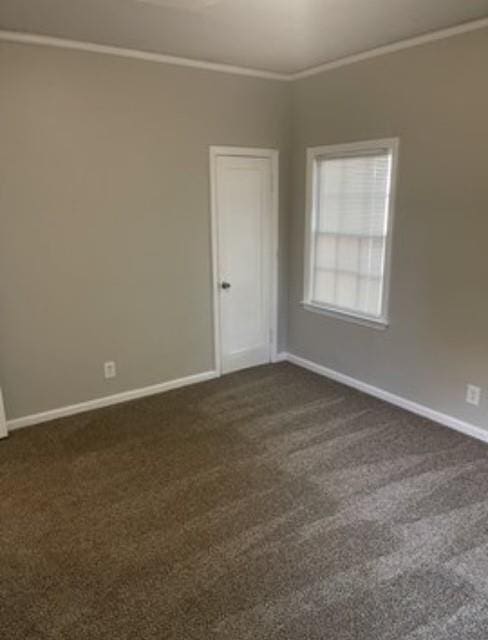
[1,1,488,638]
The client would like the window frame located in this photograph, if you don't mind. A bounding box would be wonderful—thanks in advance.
[302,138,399,329]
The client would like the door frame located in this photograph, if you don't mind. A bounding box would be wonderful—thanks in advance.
[0,387,7,439]
[209,146,279,376]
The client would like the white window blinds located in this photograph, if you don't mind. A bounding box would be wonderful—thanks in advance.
[306,142,395,322]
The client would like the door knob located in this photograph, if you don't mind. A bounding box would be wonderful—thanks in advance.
[221,281,231,290]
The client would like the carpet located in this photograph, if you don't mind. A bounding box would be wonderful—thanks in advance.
[1,362,488,639]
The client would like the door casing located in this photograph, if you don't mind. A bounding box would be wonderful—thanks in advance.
[0,387,7,438]
[209,146,279,376]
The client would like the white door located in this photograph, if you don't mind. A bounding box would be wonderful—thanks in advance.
[213,151,274,374]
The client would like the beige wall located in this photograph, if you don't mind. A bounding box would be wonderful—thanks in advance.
[2,28,488,429]
[0,42,290,419]
[288,28,488,429]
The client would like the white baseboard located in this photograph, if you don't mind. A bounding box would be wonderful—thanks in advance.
[284,352,488,445]
[6,370,219,432]
[273,351,288,363]
[6,354,487,446]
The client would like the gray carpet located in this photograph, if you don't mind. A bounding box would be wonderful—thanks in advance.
[1,362,488,639]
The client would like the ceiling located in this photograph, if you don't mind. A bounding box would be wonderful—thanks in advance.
[1,0,487,74]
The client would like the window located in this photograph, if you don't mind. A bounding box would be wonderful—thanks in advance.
[303,138,398,327]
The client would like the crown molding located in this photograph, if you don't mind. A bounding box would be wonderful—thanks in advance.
[0,30,290,81]
[290,16,488,80]
[1,16,488,82]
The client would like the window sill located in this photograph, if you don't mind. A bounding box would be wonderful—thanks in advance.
[301,301,389,331]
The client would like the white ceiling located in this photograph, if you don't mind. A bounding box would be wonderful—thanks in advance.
[1,0,487,74]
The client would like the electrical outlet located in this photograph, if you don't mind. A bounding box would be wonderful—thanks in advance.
[104,361,117,379]
[466,384,481,406]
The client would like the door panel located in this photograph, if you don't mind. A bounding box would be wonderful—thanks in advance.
[215,155,272,374]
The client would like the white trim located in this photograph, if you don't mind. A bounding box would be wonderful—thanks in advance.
[0,30,287,81]
[301,301,388,330]
[283,352,488,445]
[0,388,7,439]
[303,138,399,328]
[274,352,288,362]
[7,355,487,444]
[2,17,488,81]
[269,150,280,364]
[6,369,218,432]
[209,146,279,374]
[209,149,222,374]
[291,17,488,80]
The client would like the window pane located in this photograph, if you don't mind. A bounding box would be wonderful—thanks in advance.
[337,236,360,273]
[314,233,336,270]
[307,143,394,321]
[359,237,385,278]
[317,153,390,237]
[313,269,335,306]
[357,277,382,316]
[336,272,358,310]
